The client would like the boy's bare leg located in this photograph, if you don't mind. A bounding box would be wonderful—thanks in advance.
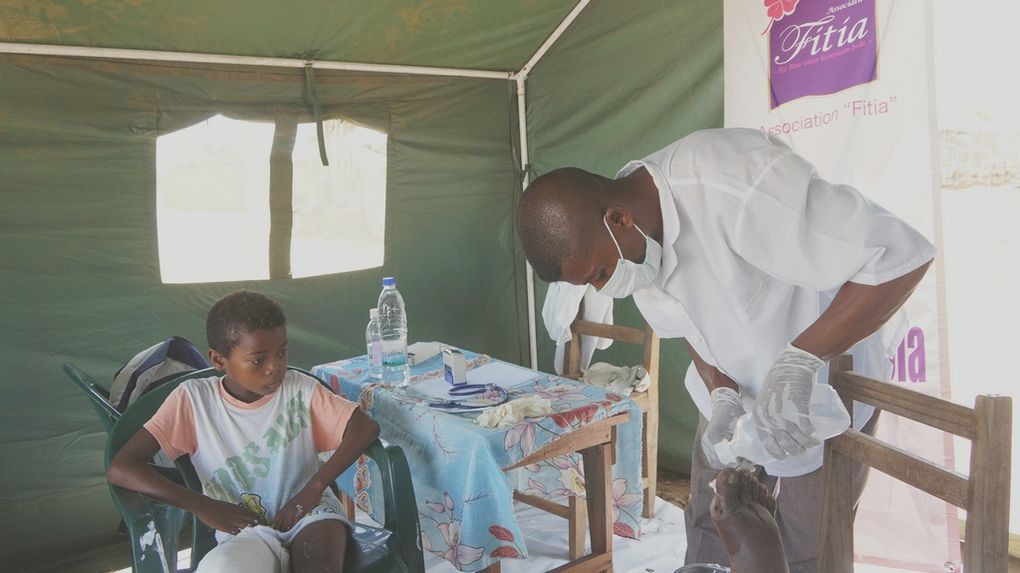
[290,519,349,573]
[709,469,789,573]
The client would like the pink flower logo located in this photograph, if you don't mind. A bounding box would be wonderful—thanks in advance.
[763,0,800,34]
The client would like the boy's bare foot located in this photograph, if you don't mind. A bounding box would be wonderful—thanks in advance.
[709,468,788,573]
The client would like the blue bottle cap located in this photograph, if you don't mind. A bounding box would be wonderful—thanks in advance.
[382,277,396,287]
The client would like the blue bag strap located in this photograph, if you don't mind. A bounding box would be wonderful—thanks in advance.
[165,336,210,370]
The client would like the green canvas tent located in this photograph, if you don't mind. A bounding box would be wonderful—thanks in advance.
[0,1,721,570]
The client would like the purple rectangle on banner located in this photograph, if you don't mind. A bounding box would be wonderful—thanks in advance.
[768,0,877,108]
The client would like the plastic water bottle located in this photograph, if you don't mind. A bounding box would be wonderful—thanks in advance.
[714,384,851,467]
[377,277,409,385]
[365,308,382,380]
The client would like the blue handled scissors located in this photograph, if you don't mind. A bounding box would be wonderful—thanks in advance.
[428,384,510,411]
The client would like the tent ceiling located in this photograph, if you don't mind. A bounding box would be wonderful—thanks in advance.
[0,0,580,72]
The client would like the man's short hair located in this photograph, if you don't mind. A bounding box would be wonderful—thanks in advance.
[516,168,609,282]
[206,290,287,356]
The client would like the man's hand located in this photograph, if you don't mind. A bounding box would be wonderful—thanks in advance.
[752,344,825,459]
[273,485,324,532]
[194,498,264,535]
[701,387,746,469]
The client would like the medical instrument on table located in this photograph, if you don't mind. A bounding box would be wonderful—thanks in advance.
[447,384,494,397]
[425,383,510,412]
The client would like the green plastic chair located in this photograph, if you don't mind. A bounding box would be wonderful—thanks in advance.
[65,361,189,489]
[105,367,425,573]
[63,362,122,435]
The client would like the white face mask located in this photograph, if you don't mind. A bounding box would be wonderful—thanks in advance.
[597,216,662,299]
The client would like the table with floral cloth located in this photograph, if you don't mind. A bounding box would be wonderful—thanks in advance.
[311,347,644,572]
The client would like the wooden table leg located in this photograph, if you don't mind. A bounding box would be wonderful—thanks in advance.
[582,441,613,572]
[505,414,627,573]
[568,494,587,559]
[479,562,501,573]
[548,441,615,573]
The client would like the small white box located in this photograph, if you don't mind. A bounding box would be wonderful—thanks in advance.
[443,348,467,385]
[407,341,442,366]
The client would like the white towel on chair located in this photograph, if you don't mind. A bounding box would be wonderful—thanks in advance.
[541,282,615,375]
[582,362,650,396]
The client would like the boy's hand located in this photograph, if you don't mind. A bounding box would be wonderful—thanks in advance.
[273,485,324,532]
[194,498,264,535]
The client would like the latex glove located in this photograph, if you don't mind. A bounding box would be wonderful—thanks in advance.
[752,344,825,460]
[701,387,746,470]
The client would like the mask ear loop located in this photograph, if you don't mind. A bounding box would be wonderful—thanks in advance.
[603,215,625,258]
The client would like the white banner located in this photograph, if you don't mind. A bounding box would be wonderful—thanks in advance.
[724,1,958,570]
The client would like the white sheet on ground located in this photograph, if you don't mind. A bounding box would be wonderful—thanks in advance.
[424,497,687,573]
[111,498,907,572]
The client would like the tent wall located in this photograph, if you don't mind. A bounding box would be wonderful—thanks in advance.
[526,0,724,473]
[0,58,525,569]
[0,1,725,569]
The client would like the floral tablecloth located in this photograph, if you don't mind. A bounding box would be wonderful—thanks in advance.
[312,348,643,572]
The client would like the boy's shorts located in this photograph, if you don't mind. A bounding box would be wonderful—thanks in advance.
[196,512,351,573]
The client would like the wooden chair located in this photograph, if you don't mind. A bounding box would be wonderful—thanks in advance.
[562,304,660,519]
[518,303,658,559]
[819,355,1012,573]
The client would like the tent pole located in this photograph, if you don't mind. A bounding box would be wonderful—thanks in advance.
[510,0,591,370]
[516,77,539,370]
[0,42,513,80]
[512,0,592,80]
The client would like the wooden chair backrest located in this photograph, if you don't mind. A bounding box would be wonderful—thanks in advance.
[820,355,1012,573]
[562,301,660,386]
[562,300,662,520]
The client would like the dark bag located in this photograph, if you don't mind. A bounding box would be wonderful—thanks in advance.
[109,336,210,413]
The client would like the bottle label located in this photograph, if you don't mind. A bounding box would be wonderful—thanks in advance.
[370,341,382,368]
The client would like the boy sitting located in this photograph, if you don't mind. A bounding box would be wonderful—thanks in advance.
[108,290,379,573]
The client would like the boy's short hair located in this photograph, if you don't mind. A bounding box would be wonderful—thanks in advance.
[206,290,287,356]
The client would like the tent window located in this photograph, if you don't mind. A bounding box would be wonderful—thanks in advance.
[156,115,387,284]
[290,120,387,278]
